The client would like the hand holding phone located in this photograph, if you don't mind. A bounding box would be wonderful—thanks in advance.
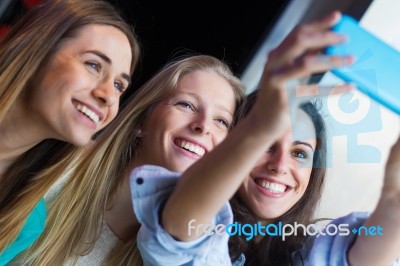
[326,15,400,114]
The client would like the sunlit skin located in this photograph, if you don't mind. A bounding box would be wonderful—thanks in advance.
[238,109,316,222]
[18,24,132,146]
[105,70,237,241]
[133,70,237,173]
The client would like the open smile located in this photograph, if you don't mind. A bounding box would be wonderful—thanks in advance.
[253,178,293,197]
[174,138,206,157]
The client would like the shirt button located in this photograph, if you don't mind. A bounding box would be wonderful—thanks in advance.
[136,177,144,185]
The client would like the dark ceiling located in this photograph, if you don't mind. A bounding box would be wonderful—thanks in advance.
[0,0,290,99]
[106,1,289,91]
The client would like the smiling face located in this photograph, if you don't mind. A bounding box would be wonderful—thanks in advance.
[238,109,317,222]
[134,70,236,173]
[23,24,132,146]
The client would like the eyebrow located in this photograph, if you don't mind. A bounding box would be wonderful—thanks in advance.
[293,140,314,151]
[87,50,131,85]
[181,92,234,118]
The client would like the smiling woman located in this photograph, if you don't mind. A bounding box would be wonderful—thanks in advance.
[0,0,140,264]
[132,70,236,173]
[15,55,245,266]
[26,24,133,145]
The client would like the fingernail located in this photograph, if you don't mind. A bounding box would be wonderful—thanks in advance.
[346,83,357,91]
[345,55,355,65]
[338,34,348,41]
[329,11,341,23]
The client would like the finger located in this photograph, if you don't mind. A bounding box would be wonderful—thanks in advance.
[301,11,341,32]
[272,54,354,82]
[294,83,355,98]
[268,31,347,68]
[386,136,400,165]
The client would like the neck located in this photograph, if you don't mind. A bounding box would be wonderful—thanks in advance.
[105,172,140,242]
[0,101,48,177]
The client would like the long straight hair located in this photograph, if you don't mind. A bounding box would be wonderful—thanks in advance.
[229,91,327,265]
[0,0,140,253]
[21,55,246,265]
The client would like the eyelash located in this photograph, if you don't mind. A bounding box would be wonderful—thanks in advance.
[291,150,308,159]
[266,148,309,160]
[176,101,195,111]
[114,80,126,93]
[86,61,102,73]
[216,118,230,128]
[175,101,231,128]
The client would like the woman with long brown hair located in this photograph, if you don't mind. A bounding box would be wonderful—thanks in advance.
[0,0,140,263]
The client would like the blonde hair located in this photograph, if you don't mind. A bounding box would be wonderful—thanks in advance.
[0,0,140,253]
[21,55,246,265]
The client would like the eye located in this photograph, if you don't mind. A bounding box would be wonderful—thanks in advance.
[86,61,102,73]
[114,80,126,93]
[176,101,195,111]
[215,117,231,129]
[291,150,308,159]
[266,145,275,154]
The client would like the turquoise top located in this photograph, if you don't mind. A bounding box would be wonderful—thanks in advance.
[0,198,46,266]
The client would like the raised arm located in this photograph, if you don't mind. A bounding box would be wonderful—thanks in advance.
[163,11,353,241]
[348,135,400,266]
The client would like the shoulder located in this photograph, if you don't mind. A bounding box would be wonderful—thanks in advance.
[305,212,371,266]
[130,164,181,197]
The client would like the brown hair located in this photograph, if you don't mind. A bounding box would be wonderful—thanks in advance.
[0,0,140,253]
[229,90,327,265]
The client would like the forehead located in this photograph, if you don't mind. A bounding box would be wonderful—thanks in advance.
[175,70,236,112]
[287,109,317,148]
[57,24,132,69]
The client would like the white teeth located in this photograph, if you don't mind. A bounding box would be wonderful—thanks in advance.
[75,103,100,125]
[257,179,286,193]
[178,140,205,157]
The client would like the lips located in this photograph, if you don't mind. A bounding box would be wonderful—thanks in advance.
[255,178,287,193]
[73,101,103,125]
[174,138,206,157]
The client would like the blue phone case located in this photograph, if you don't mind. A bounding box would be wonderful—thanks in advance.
[325,15,400,114]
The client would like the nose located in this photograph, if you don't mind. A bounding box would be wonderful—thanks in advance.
[190,113,211,136]
[92,80,117,106]
[266,146,288,175]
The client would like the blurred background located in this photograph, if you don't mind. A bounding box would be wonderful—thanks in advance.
[2,0,400,220]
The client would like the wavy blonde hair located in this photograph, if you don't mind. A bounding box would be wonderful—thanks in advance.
[0,0,140,253]
[20,55,246,265]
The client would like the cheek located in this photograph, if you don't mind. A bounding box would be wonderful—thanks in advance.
[296,168,312,194]
[101,105,119,129]
[213,130,229,146]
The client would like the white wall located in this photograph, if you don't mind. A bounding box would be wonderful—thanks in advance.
[316,0,400,219]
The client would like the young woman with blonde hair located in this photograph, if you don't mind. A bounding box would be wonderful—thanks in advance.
[0,0,140,263]
[18,54,246,265]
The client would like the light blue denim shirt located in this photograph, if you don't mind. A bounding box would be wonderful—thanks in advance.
[306,212,400,266]
[306,212,367,266]
[130,165,239,266]
[130,165,399,266]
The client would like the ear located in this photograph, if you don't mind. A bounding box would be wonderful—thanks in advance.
[134,128,143,137]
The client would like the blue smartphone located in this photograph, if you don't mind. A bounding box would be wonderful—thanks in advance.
[325,15,400,114]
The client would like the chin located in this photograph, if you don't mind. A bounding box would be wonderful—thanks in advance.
[67,135,92,147]
[168,162,191,173]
